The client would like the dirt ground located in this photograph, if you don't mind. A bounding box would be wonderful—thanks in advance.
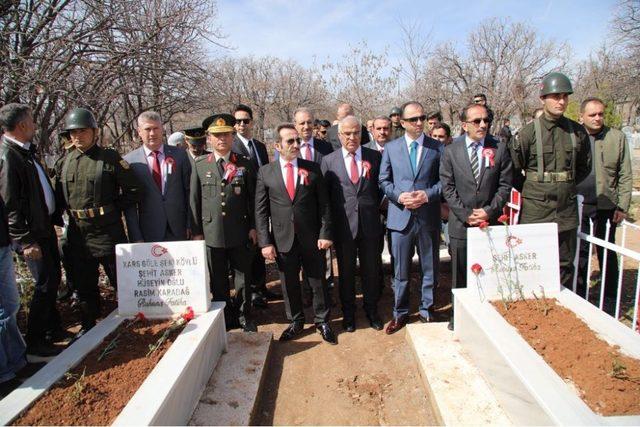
[251,258,451,426]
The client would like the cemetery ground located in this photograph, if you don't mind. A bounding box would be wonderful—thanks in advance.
[8,193,640,424]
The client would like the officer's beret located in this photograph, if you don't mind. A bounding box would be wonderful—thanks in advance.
[202,114,235,134]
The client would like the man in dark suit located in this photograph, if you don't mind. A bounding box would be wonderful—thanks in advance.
[255,124,337,344]
[379,101,443,334]
[124,111,191,243]
[231,104,276,308]
[364,116,394,287]
[440,104,513,330]
[293,107,335,299]
[0,103,62,359]
[190,113,257,332]
[326,103,370,150]
[321,116,384,332]
[293,107,333,163]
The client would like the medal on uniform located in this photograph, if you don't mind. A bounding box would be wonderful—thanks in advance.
[234,185,242,195]
[206,171,212,178]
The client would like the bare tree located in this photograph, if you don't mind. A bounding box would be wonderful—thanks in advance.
[323,41,399,121]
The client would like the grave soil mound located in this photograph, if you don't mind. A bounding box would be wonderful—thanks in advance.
[494,298,640,416]
[14,319,182,426]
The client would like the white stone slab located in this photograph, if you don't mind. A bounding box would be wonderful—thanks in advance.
[406,323,512,425]
[466,222,560,296]
[0,303,227,426]
[0,310,124,425]
[189,331,273,426]
[116,240,211,317]
[114,302,227,425]
[454,287,640,426]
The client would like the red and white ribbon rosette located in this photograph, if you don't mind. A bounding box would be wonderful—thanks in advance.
[298,168,309,185]
[482,148,495,168]
[223,162,237,182]
[164,156,175,174]
[362,160,371,179]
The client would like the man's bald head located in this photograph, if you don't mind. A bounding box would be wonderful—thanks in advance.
[336,103,354,120]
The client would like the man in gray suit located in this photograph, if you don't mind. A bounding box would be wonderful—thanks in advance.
[124,111,191,242]
[439,104,512,330]
[321,116,384,332]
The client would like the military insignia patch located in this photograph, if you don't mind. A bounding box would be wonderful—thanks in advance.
[215,117,226,127]
[119,159,130,169]
[234,185,242,195]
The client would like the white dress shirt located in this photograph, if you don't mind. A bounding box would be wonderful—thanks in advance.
[299,138,315,161]
[5,135,55,215]
[278,157,299,190]
[143,144,167,193]
[404,133,425,169]
[341,146,362,178]
[465,135,485,166]
[236,134,262,166]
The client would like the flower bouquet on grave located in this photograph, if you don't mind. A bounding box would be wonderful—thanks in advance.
[146,306,195,357]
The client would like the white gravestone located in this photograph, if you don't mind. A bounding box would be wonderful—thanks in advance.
[116,241,211,317]
[466,223,560,298]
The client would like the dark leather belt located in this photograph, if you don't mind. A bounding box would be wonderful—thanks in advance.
[69,204,115,219]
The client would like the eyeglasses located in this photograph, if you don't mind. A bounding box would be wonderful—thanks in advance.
[403,115,427,123]
[235,118,251,124]
[283,137,301,145]
[466,117,490,125]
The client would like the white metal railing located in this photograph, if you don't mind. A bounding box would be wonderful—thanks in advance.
[573,197,640,332]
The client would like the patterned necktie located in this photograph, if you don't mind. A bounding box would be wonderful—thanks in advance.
[409,141,418,175]
[285,162,295,200]
[151,151,162,191]
[349,153,359,184]
[470,142,480,181]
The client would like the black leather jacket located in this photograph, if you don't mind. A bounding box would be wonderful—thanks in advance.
[0,137,61,246]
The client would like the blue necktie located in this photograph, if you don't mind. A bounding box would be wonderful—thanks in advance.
[409,141,418,175]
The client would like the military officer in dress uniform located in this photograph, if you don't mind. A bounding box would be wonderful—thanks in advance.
[190,114,257,332]
[54,108,142,338]
[509,72,591,289]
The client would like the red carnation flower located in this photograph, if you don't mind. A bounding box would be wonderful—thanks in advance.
[471,263,483,275]
[479,221,489,230]
[498,214,509,225]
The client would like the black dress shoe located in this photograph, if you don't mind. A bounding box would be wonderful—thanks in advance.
[239,318,257,332]
[261,289,281,301]
[447,319,454,331]
[251,293,268,309]
[316,322,337,345]
[342,318,356,333]
[279,322,304,341]
[367,315,384,331]
[26,343,61,362]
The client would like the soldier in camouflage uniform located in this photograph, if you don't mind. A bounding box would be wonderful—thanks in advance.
[509,73,591,288]
[54,108,142,338]
[190,113,257,332]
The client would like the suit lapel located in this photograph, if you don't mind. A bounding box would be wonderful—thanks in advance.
[414,138,430,179]
[163,145,174,195]
[456,139,476,186]
[398,138,415,180]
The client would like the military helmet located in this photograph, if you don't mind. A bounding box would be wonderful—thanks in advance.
[389,107,402,117]
[64,108,98,130]
[540,72,573,96]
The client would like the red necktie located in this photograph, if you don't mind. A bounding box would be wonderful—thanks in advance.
[304,144,312,161]
[152,151,162,191]
[349,153,359,184]
[285,162,295,200]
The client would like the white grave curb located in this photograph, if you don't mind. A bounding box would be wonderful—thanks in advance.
[454,287,640,426]
[0,302,227,425]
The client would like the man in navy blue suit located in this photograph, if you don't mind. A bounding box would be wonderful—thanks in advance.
[379,101,443,334]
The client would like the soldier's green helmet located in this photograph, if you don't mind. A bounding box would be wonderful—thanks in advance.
[64,108,98,131]
[389,107,402,116]
[539,72,573,96]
